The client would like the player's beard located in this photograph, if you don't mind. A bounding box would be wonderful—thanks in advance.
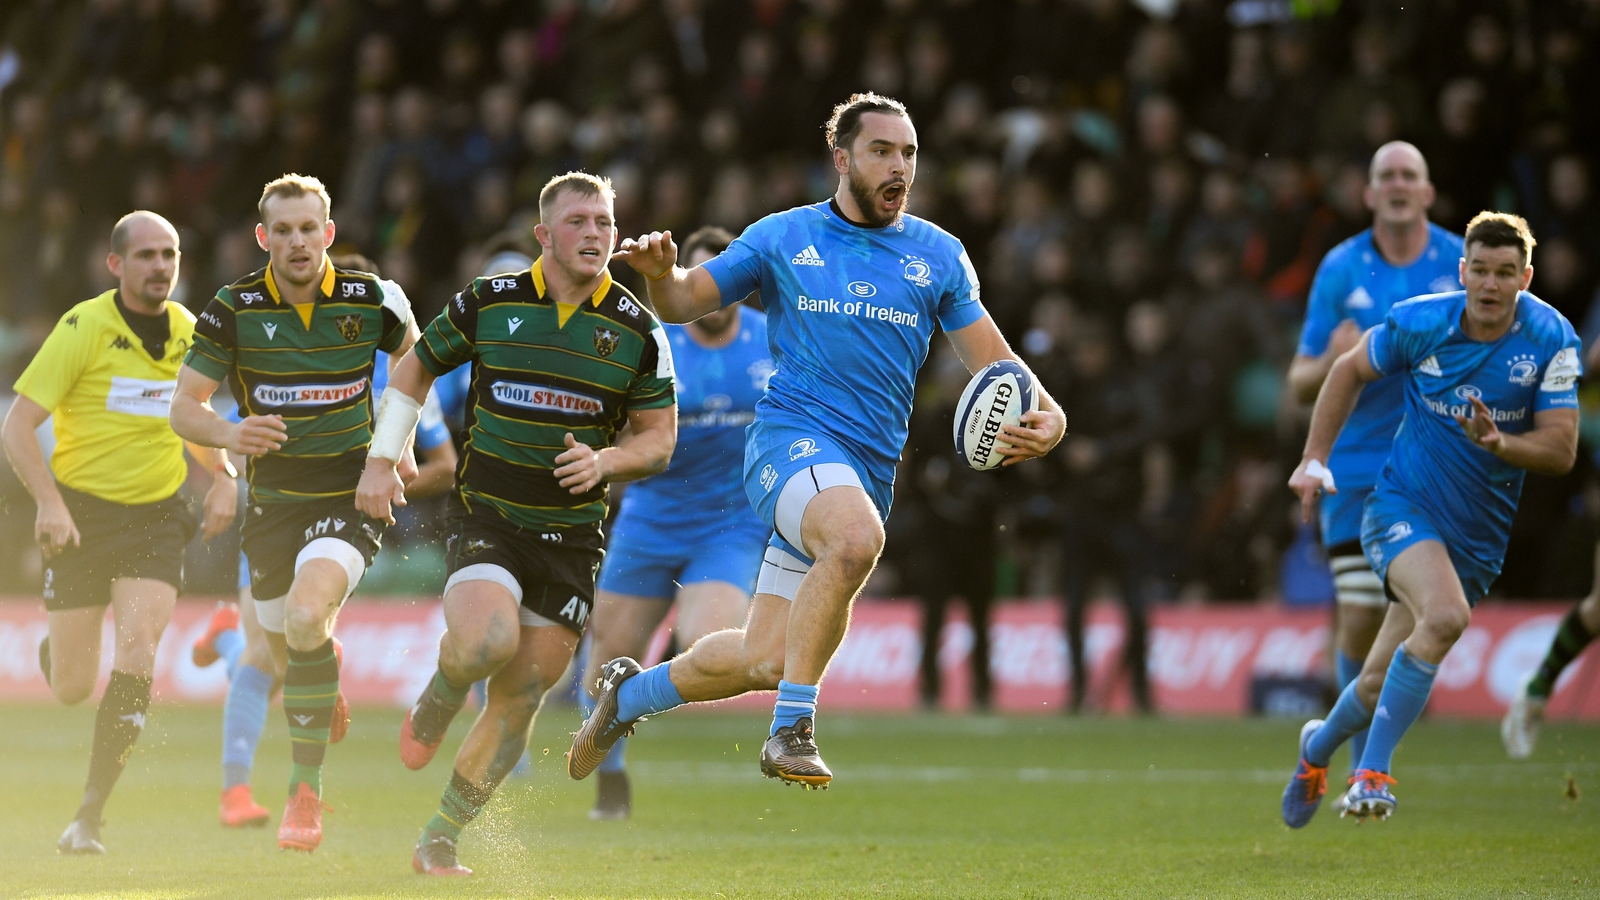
[847,164,910,228]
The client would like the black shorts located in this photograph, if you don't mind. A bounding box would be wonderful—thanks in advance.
[443,511,602,636]
[240,496,386,600]
[44,485,196,611]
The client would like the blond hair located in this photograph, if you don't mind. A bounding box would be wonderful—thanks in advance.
[258,173,332,224]
[538,171,614,222]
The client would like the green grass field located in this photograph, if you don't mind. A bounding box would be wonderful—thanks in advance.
[1,704,1596,899]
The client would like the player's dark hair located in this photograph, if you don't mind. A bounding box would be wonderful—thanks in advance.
[824,92,910,152]
[1464,211,1536,265]
[330,252,379,275]
[681,226,734,261]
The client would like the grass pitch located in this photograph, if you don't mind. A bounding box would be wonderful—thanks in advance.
[0,704,1596,899]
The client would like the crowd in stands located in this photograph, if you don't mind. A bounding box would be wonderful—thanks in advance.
[2,0,1600,612]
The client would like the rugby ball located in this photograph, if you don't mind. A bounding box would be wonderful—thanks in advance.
[953,360,1040,471]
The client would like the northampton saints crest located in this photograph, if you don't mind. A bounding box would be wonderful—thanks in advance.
[593,326,621,357]
[334,313,363,343]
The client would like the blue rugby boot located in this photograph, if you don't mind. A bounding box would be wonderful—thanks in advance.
[1341,769,1397,822]
[1280,718,1328,828]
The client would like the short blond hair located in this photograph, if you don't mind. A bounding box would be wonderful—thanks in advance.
[538,171,614,222]
[259,173,331,224]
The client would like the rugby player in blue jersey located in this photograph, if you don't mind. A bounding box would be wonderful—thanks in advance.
[1282,213,1580,824]
[569,93,1066,787]
[1287,142,1462,788]
[581,226,774,819]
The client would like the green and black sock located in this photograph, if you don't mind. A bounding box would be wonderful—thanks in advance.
[76,670,152,823]
[413,668,472,744]
[1528,606,1597,699]
[424,770,498,842]
[283,640,339,796]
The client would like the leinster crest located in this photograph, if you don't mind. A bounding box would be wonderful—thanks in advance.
[334,314,363,343]
[593,326,621,358]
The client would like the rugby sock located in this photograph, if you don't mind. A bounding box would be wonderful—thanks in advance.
[615,663,685,722]
[1527,606,1596,699]
[413,668,472,743]
[222,663,274,790]
[216,627,246,678]
[283,640,339,796]
[1335,650,1369,771]
[1357,644,1439,774]
[1305,681,1370,768]
[771,680,819,735]
[424,770,496,842]
[76,670,152,822]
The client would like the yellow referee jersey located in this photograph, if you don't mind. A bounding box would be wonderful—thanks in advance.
[13,290,197,505]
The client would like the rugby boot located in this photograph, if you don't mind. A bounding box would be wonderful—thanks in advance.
[399,671,471,771]
[760,717,832,789]
[56,816,105,855]
[191,604,240,667]
[1341,769,1398,822]
[219,784,271,828]
[567,657,643,780]
[589,770,632,820]
[329,638,350,744]
[413,832,472,876]
[277,782,328,852]
[1501,681,1546,760]
[1280,719,1327,828]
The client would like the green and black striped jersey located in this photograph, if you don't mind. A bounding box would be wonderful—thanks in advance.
[186,261,412,505]
[416,257,675,535]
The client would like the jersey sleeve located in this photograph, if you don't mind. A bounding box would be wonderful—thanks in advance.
[377,278,413,353]
[1536,328,1582,411]
[1298,253,1346,356]
[1366,319,1409,377]
[416,279,481,376]
[626,319,677,411]
[701,217,774,309]
[13,309,96,411]
[184,291,239,381]
[936,247,985,332]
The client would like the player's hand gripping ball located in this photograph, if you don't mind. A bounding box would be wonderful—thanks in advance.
[954,360,1040,471]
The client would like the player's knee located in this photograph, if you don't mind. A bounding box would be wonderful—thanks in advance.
[1418,604,1469,648]
[1355,668,1386,708]
[52,673,95,706]
[282,601,329,647]
[823,519,884,577]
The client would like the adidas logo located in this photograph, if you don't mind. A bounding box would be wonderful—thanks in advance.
[790,245,825,266]
[1374,705,1390,720]
[1418,355,1442,376]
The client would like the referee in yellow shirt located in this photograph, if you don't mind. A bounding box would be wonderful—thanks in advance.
[0,211,238,854]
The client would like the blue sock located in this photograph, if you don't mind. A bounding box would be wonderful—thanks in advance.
[597,735,628,773]
[614,663,685,723]
[1357,644,1439,775]
[1305,679,1372,768]
[222,663,274,789]
[216,628,246,678]
[770,681,819,735]
[1335,650,1369,772]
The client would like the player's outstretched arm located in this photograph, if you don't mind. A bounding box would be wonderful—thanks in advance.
[357,349,437,523]
[613,231,724,323]
[1287,319,1363,404]
[170,364,287,456]
[1290,333,1380,520]
[1,395,79,556]
[945,314,1066,464]
[554,404,676,495]
[1456,400,1578,476]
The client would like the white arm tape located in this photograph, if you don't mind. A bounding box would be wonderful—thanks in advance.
[368,387,422,462]
[1305,459,1337,492]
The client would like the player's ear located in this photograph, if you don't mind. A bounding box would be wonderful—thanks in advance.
[255,223,269,252]
[1420,180,1436,210]
[106,252,123,279]
[534,222,551,249]
[1521,263,1534,291]
[833,145,850,175]
[323,219,336,247]
[1361,181,1376,213]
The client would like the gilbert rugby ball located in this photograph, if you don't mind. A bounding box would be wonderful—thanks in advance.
[954,360,1039,471]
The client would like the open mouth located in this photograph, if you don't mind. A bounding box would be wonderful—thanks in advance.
[880,183,905,208]
[578,248,602,260]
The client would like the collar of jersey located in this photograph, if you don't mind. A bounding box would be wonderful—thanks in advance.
[263,256,336,305]
[529,256,612,307]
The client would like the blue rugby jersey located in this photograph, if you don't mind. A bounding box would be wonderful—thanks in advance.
[617,306,773,534]
[1366,290,1581,564]
[1299,224,1463,544]
[701,201,985,483]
